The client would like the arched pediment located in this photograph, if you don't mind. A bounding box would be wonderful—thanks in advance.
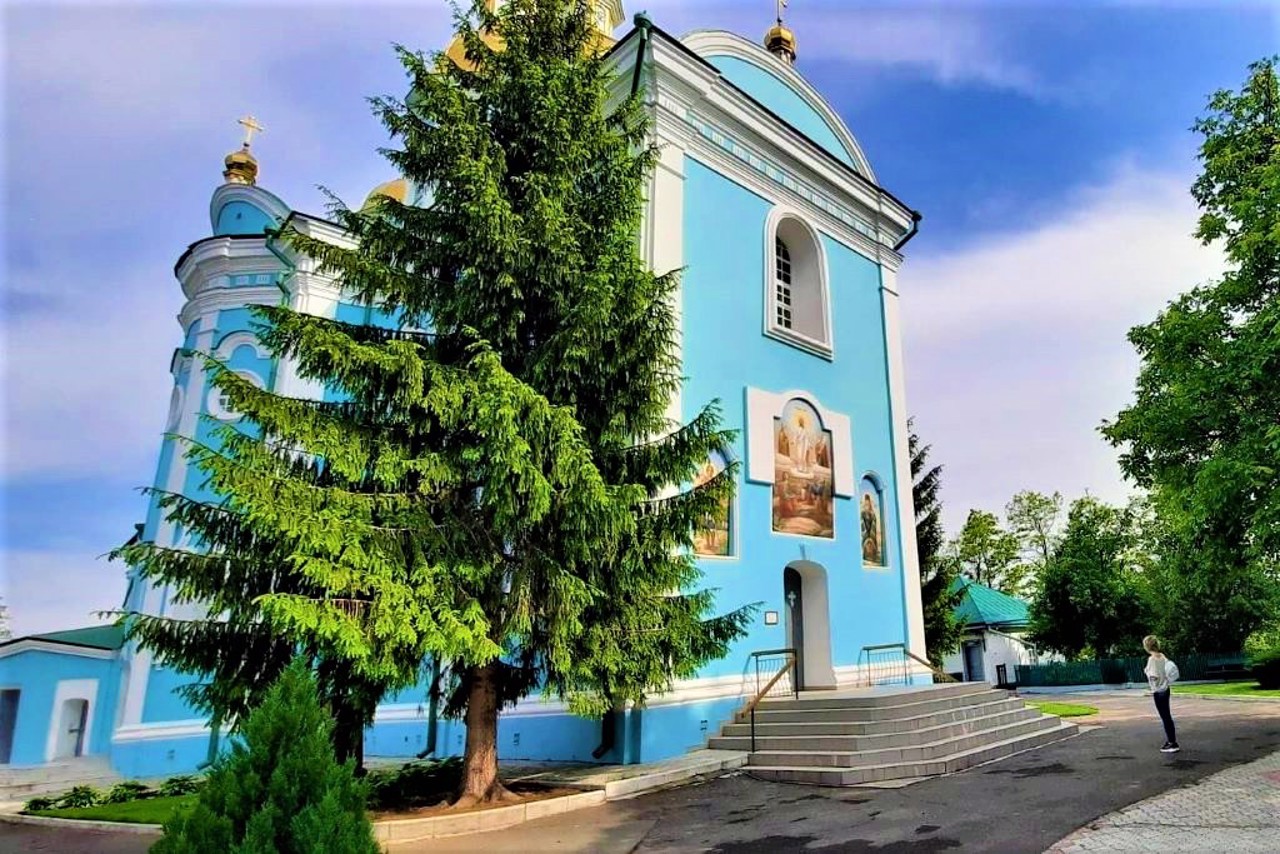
[681,30,874,181]
[209,184,291,237]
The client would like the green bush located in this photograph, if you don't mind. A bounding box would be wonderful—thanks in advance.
[58,786,101,809]
[156,776,201,798]
[104,781,152,804]
[1250,647,1280,689]
[151,660,378,854]
[23,796,57,812]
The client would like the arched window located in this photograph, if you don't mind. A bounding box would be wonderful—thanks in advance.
[765,211,831,357]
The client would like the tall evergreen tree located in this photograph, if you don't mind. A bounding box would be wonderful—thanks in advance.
[908,421,962,665]
[119,0,749,807]
[1102,58,1280,650]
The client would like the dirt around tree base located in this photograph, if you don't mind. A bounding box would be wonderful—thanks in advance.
[369,782,581,820]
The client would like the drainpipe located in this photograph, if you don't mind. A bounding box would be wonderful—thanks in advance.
[630,13,653,98]
[197,711,221,771]
[892,210,922,252]
[591,707,619,760]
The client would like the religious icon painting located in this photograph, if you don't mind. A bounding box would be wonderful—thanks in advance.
[771,399,834,539]
[860,477,886,567]
[693,450,733,557]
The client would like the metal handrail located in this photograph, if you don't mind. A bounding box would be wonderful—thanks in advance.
[739,648,798,753]
[904,649,959,683]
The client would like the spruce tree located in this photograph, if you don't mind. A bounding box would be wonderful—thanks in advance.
[120,0,749,807]
[909,422,962,665]
[152,660,378,854]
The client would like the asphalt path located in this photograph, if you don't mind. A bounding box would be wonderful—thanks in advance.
[6,692,1280,854]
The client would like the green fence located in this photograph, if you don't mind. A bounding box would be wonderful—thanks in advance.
[1015,652,1247,687]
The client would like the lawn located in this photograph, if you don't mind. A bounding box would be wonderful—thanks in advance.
[1027,701,1099,718]
[29,794,197,824]
[1173,681,1280,698]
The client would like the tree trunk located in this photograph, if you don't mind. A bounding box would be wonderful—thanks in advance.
[453,662,515,808]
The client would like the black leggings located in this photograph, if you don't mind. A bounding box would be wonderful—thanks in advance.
[1153,688,1176,744]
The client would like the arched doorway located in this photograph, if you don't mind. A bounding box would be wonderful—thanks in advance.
[55,698,89,759]
[783,560,837,691]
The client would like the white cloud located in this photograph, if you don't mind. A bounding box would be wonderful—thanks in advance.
[899,163,1226,532]
[1,550,126,638]
[641,0,1043,96]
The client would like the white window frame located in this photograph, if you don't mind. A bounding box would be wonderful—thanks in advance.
[763,206,833,359]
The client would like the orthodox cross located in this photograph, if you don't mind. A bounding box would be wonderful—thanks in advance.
[776,0,788,24]
[238,114,265,147]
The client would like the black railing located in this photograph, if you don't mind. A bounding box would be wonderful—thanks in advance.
[740,648,798,753]
[858,642,910,686]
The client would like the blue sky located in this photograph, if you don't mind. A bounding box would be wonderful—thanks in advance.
[2,0,1276,636]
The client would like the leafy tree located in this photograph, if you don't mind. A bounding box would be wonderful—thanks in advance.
[1029,498,1149,659]
[1102,58,1280,651]
[120,0,750,809]
[153,660,378,854]
[1006,490,1063,570]
[950,510,1025,596]
[909,420,962,665]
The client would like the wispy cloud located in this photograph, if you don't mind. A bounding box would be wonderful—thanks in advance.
[642,0,1044,97]
[900,161,1224,530]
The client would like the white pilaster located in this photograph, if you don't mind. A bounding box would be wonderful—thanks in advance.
[880,264,926,658]
[647,135,687,430]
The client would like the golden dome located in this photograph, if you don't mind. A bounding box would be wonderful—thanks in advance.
[764,22,797,65]
[223,144,259,186]
[361,177,410,211]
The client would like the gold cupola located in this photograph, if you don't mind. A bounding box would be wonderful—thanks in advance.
[223,115,264,186]
[444,0,625,70]
[764,1,797,65]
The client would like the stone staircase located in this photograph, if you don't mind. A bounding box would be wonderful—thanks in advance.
[0,757,120,800]
[709,682,1077,786]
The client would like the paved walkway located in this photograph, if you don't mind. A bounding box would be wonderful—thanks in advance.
[1048,747,1280,853]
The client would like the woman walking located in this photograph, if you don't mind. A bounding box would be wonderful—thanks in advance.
[1143,635,1180,753]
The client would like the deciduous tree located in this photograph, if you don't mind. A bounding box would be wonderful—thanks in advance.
[1102,58,1280,651]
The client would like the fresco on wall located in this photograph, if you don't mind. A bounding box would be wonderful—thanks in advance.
[861,479,885,566]
[693,450,733,557]
[772,399,834,538]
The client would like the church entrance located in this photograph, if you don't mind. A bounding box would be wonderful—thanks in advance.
[55,698,89,760]
[783,567,806,690]
[782,561,837,691]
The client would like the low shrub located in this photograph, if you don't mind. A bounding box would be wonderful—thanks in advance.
[157,775,201,798]
[23,796,57,813]
[104,781,152,804]
[57,786,101,809]
[1249,647,1280,690]
[366,757,462,811]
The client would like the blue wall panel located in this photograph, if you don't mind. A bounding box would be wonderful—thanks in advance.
[680,157,906,682]
[0,651,117,765]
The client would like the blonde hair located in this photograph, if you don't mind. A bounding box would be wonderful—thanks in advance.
[1143,635,1161,653]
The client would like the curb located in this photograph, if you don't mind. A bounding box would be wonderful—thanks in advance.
[0,752,750,844]
[0,812,163,834]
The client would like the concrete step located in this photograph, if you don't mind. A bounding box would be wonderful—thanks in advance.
[747,689,1010,724]
[746,720,1079,786]
[746,714,1064,769]
[719,698,1028,739]
[759,682,996,711]
[0,758,121,799]
[711,706,1043,753]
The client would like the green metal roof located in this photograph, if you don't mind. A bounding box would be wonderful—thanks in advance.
[3,624,126,651]
[951,578,1029,630]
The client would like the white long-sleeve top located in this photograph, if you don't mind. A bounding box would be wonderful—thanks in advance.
[1145,654,1173,692]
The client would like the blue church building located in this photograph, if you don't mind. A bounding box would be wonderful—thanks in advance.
[0,2,927,780]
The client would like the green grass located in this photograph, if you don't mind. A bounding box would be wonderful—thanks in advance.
[28,794,198,824]
[1027,701,1099,718]
[1173,681,1280,698]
